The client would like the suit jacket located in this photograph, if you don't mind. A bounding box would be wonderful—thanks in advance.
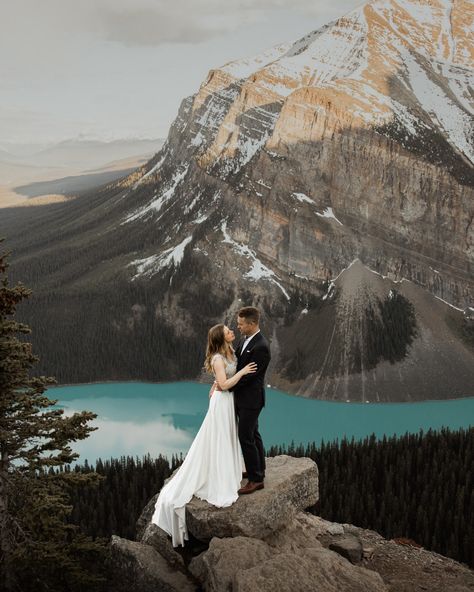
[231,331,271,410]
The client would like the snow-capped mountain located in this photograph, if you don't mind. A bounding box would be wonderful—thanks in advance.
[121,0,473,287]
[194,0,473,167]
[2,0,473,400]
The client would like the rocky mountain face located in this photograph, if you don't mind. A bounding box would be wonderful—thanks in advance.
[1,0,473,400]
[107,455,474,592]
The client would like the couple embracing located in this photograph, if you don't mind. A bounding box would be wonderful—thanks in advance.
[151,306,271,547]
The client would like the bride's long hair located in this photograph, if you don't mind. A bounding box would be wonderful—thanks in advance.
[204,323,234,374]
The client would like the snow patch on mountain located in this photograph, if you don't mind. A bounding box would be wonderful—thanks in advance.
[221,43,291,79]
[195,85,241,133]
[316,207,344,225]
[264,5,369,92]
[129,236,193,280]
[133,152,167,189]
[183,189,203,214]
[221,221,290,299]
[400,45,474,162]
[293,192,315,204]
[123,164,189,224]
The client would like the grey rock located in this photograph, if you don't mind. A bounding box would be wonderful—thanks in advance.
[327,522,345,535]
[136,492,159,541]
[189,535,387,592]
[141,522,187,573]
[189,536,273,592]
[363,546,375,559]
[136,467,182,541]
[108,534,197,592]
[185,455,318,541]
[328,533,364,564]
[235,546,387,592]
[265,511,348,552]
[265,511,331,550]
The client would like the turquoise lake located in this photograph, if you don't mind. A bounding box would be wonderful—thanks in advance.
[49,382,474,466]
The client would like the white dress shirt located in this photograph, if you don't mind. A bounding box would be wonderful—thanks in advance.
[239,329,260,354]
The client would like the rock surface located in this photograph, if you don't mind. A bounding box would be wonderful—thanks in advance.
[328,533,364,564]
[141,522,187,573]
[106,455,474,592]
[107,534,196,592]
[185,455,318,540]
[189,535,387,592]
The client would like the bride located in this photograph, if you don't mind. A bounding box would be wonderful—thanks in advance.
[151,323,257,547]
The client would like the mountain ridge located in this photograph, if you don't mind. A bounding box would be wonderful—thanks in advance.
[1,0,472,399]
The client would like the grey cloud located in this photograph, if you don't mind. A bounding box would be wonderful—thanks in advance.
[98,7,225,46]
[94,0,361,47]
[0,1,364,50]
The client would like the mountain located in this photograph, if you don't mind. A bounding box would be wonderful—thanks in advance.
[1,0,473,400]
[0,138,163,173]
[0,138,164,207]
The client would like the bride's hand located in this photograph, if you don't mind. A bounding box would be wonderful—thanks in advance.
[242,362,258,375]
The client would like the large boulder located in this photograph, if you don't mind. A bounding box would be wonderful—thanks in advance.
[141,522,187,573]
[189,535,387,592]
[328,534,364,564]
[136,455,318,544]
[267,511,364,564]
[188,537,273,591]
[107,535,197,592]
[185,455,318,540]
[135,492,159,541]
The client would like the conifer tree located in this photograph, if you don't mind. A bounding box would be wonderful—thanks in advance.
[0,238,106,592]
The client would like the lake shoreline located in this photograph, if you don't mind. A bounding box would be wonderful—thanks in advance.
[50,382,474,463]
[48,379,474,405]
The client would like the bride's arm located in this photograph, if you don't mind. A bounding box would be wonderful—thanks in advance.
[213,356,257,391]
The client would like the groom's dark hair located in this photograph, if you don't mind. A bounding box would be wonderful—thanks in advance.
[238,306,260,325]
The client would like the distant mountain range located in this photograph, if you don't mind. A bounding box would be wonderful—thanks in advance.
[0,137,164,206]
[0,137,163,170]
[1,0,473,401]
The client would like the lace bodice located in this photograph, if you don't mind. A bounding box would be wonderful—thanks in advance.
[211,353,237,378]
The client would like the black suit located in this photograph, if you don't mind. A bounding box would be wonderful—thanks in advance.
[231,331,271,483]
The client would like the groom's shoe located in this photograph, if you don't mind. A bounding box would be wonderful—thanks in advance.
[238,481,264,495]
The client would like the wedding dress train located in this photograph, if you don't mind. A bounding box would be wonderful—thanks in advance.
[151,353,243,546]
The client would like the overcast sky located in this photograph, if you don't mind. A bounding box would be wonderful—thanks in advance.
[1,0,362,146]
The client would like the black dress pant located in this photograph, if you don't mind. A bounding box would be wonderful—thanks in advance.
[236,406,266,482]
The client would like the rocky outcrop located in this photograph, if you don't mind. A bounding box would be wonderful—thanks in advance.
[185,455,318,540]
[188,535,386,592]
[107,455,474,592]
[107,535,196,592]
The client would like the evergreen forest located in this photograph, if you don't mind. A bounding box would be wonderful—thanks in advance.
[66,426,473,572]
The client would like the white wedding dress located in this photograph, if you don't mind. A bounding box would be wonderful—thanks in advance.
[151,352,244,546]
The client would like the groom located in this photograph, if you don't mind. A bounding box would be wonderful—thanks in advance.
[231,306,271,495]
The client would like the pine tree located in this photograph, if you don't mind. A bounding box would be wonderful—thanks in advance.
[0,239,107,591]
